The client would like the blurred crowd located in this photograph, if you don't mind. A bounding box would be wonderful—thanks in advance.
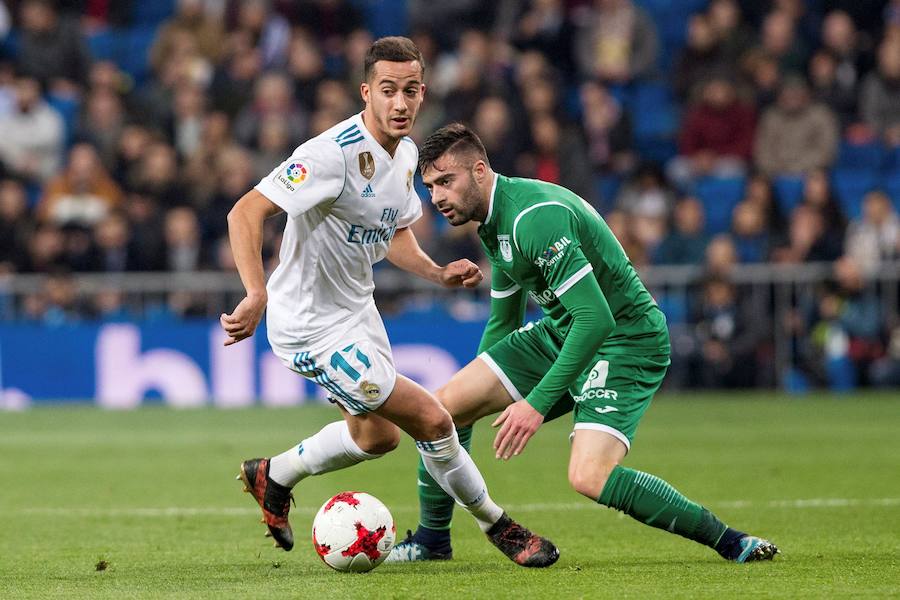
[0,0,898,388]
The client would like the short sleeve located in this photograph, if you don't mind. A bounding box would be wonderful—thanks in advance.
[514,205,593,297]
[254,138,345,218]
[397,146,422,228]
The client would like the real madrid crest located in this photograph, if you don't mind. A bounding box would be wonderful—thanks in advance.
[406,169,413,193]
[360,380,381,400]
[358,152,375,179]
[497,234,513,262]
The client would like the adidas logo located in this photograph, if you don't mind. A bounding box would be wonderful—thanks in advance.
[361,184,376,198]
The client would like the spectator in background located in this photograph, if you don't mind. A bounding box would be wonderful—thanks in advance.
[758,9,808,74]
[182,112,234,206]
[859,39,900,146]
[844,190,900,275]
[507,0,575,79]
[690,275,768,388]
[169,82,207,158]
[22,224,65,273]
[251,115,292,181]
[707,0,755,66]
[37,143,122,227]
[573,0,659,85]
[91,211,135,272]
[520,113,596,206]
[75,87,127,170]
[286,30,326,113]
[16,0,91,93]
[163,206,207,272]
[616,162,675,222]
[808,50,858,127]
[820,10,866,98]
[127,142,187,208]
[150,0,223,76]
[0,179,34,272]
[579,80,634,175]
[0,74,64,183]
[772,204,842,263]
[40,270,85,325]
[233,71,306,149]
[741,48,781,108]
[112,124,153,190]
[471,96,521,176]
[209,31,263,118]
[233,0,291,69]
[669,76,756,188]
[754,76,839,177]
[199,145,256,242]
[673,14,729,101]
[731,200,771,262]
[743,173,785,236]
[654,196,708,265]
[801,169,846,253]
[704,233,738,276]
[123,191,165,271]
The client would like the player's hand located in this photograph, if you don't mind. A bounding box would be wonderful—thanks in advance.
[491,400,544,460]
[220,293,267,346]
[439,259,483,288]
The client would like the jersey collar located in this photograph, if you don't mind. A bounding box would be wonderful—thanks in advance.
[484,172,500,225]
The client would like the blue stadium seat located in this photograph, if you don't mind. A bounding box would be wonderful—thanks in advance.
[131,0,175,27]
[655,292,688,325]
[595,175,622,215]
[774,176,805,217]
[87,30,115,61]
[360,0,408,38]
[882,171,900,212]
[693,176,746,234]
[46,94,80,147]
[831,168,879,220]
[632,81,678,139]
[836,140,884,170]
[117,26,159,85]
[884,146,900,172]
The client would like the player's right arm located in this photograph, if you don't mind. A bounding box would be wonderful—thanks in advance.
[220,189,283,346]
[477,266,526,354]
[221,138,345,345]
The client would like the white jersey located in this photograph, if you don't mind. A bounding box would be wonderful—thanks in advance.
[256,113,422,353]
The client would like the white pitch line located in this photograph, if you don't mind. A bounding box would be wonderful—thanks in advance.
[11,497,900,518]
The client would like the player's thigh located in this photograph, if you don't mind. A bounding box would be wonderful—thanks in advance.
[570,353,669,454]
[375,374,452,441]
[436,357,517,427]
[479,320,574,421]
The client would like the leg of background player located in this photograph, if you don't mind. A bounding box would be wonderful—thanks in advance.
[569,429,777,562]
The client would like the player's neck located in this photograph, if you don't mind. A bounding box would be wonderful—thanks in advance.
[362,110,401,157]
[476,170,496,223]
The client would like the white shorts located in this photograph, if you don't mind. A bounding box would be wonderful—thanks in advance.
[270,310,397,415]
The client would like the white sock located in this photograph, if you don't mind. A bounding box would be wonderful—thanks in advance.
[268,421,380,487]
[417,430,504,532]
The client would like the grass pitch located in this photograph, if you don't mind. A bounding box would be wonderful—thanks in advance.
[2,393,899,599]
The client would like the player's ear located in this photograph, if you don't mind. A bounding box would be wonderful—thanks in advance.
[472,160,487,183]
[360,82,370,105]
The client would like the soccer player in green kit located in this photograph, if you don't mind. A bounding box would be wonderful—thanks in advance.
[386,123,778,564]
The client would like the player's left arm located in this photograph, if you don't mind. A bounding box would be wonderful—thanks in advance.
[386,226,483,288]
[493,208,616,459]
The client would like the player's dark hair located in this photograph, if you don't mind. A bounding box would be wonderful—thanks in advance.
[418,123,489,174]
[364,36,425,81]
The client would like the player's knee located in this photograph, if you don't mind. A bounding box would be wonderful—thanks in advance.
[568,460,618,499]
[417,404,454,442]
[358,426,401,455]
[434,385,466,426]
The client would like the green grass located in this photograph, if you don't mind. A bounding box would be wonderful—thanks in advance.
[2,393,899,599]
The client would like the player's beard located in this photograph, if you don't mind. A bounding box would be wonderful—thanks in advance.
[450,173,483,226]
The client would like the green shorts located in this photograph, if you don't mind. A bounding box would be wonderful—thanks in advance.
[480,319,670,453]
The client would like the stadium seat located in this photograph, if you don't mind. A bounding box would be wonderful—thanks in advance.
[884,146,900,172]
[632,81,678,139]
[117,26,159,85]
[831,168,879,220]
[836,140,884,170]
[882,171,900,212]
[87,29,115,61]
[774,176,805,217]
[595,175,622,215]
[693,176,746,234]
[46,94,80,146]
[131,0,176,27]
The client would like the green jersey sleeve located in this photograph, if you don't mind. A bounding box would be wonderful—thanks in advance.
[477,265,526,354]
[514,205,616,414]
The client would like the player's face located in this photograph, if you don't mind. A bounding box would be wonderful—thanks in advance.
[422,154,486,226]
[361,61,425,143]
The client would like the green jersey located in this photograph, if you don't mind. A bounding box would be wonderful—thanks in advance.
[476,174,669,415]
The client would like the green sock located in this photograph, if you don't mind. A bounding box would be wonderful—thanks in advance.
[416,425,473,531]
[598,465,727,548]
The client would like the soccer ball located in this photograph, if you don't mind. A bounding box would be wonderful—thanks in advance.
[311,491,395,572]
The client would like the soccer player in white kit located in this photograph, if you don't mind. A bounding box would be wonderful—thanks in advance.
[221,37,558,567]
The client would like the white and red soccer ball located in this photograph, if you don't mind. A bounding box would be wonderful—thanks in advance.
[311,491,395,572]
